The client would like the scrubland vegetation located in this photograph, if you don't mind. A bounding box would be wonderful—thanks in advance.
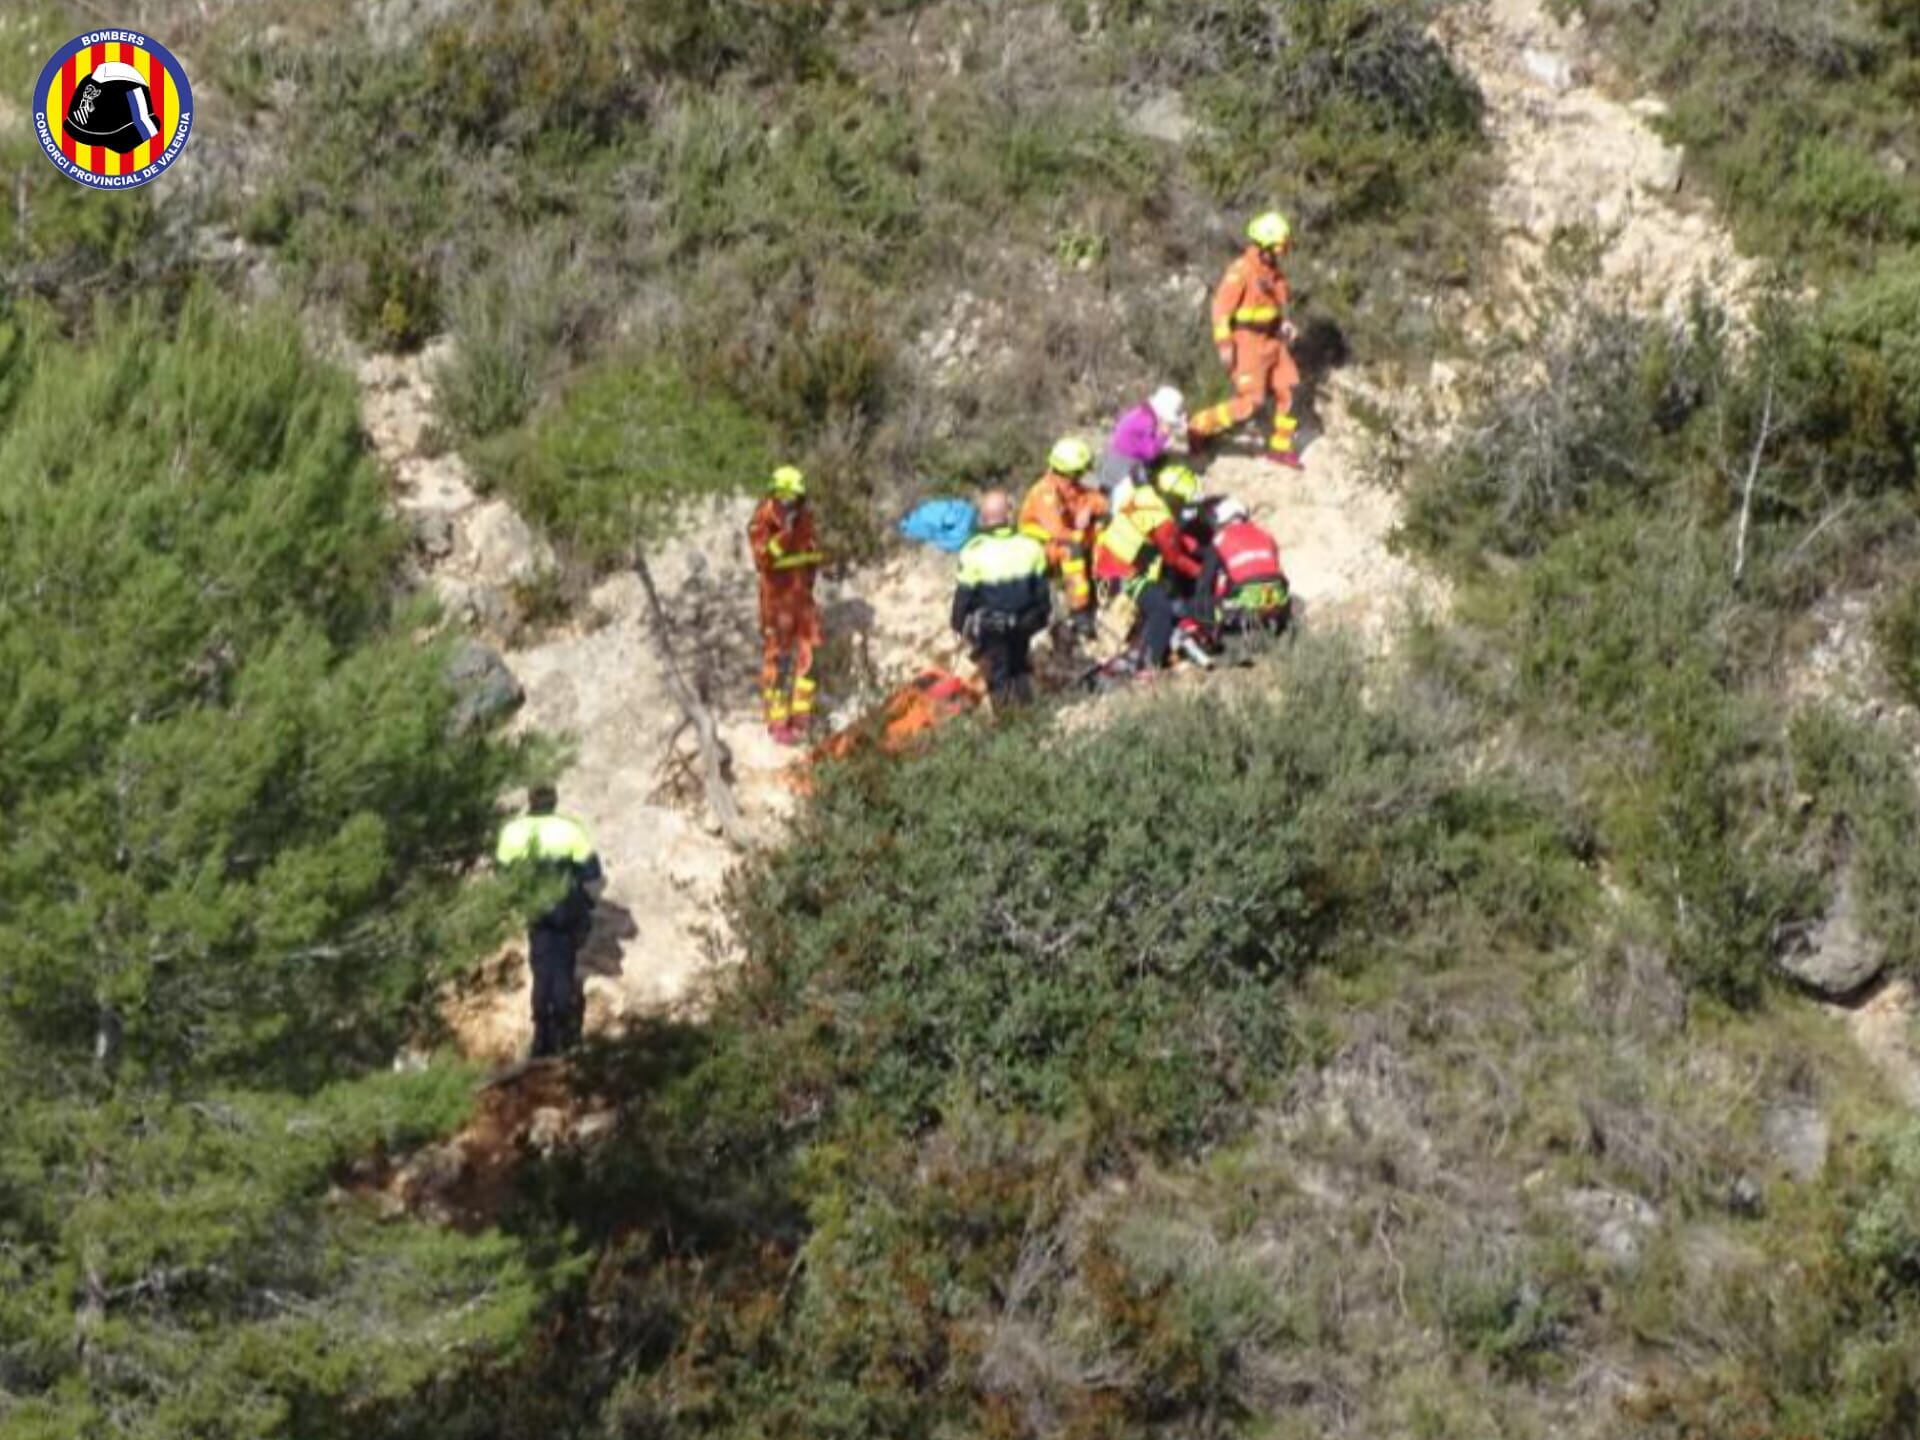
[7,0,1920,1435]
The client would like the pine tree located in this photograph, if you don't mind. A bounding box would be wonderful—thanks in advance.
[0,299,547,1436]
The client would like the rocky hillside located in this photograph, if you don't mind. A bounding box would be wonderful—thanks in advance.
[6,0,1920,1436]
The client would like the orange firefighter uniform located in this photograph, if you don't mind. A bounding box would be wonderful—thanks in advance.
[1189,243,1302,466]
[1018,467,1108,620]
[749,491,825,737]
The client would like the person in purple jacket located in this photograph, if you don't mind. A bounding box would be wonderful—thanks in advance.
[1096,386,1187,500]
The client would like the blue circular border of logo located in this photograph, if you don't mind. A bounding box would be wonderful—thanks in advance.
[32,30,194,191]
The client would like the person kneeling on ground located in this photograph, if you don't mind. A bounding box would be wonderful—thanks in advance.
[1095,385,1187,501]
[1092,464,1205,670]
[952,489,1052,707]
[1198,499,1291,637]
[495,785,603,1060]
[1019,437,1107,640]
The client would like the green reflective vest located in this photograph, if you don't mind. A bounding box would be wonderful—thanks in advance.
[495,814,595,867]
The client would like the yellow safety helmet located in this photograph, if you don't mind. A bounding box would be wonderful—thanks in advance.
[1156,464,1200,504]
[1247,211,1292,250]
[769,464,807,500]
[1048,437,1094,476]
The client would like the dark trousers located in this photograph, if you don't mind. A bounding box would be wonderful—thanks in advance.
[1135,582,1175,668]
[529,923,584,1058]
[975,630,1036,706]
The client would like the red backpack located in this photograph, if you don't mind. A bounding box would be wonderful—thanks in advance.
[1214,520,1285,592]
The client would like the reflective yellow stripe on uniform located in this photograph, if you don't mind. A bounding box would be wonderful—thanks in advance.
[1019,522,1053,544]
[957,528,1049,584]
[1212,322,1233,342]
[791,675,818,715]
[1097,489,1173,571]
[1233,306,1281,325]
[496,814,595,865]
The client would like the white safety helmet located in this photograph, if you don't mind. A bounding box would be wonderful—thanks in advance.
[1213,497,1249,525]
[1149,386,1186,428]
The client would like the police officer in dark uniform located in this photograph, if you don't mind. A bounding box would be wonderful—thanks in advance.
[495,785,603,1058]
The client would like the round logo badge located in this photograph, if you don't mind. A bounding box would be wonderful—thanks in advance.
[32,30,193,190]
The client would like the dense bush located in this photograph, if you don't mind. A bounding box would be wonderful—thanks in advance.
[1396,284,1920,1004]
[1790,707,1920,978]
[472,354,774,567]
[726,640,1584,1147]
[1402,289,1730,562]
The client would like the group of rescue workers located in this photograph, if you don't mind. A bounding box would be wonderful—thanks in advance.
[755,208,1304,723]
[496,211,1307,1057]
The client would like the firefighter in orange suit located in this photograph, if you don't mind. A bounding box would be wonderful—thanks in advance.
[749,465,826,745]
[1188,211,1304,470]
[1018,436,1108,639]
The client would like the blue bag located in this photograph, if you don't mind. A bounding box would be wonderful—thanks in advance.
[898,497,978,553]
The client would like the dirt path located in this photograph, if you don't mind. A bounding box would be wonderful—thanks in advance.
[1443,0,1754,312]
[357,0,1793,1067]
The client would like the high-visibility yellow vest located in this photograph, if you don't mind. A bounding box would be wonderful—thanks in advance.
[1097,487,1174,574]
[495,814,595,867]
[956,527,1048,586]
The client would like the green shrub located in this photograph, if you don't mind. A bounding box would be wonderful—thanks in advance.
[0,300,544,1437]
[1877,570,1920,705]
[1788,252,1920,490]
[1570,0,1920,277]
[435,239,603,442]
[1404,289,1731,564]
[725,639,1585,1148]
[473,355,772,569]
[1790,707,1920,977]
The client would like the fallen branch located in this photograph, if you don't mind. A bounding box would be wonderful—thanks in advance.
[632,548,750,851]
[1732,379,1776,589]
[1787,496,1858,566]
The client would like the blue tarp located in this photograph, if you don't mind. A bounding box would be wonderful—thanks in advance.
[898,497,977,553]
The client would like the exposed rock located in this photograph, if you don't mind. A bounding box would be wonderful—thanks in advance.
[396,1142,467,1200]
[412,509,456,561]
[1761,1101,1828,1183]
[527,1106,568,1155]
[574,1110,619,1145]
[1726,1175,1764,1217]
[1840,977,1920,1110]
[446,641,524,734]
[1522,48,1576,94]
[461,500,554,588]
[398,453,480,514]
[1126,90,1202,146]
[1564,1187,1659,1264]
[1637,142,1685,195]
[1781,870,1887,997]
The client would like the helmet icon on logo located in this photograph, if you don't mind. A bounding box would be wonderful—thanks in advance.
[33,31,194,188]
[64,61,161,156]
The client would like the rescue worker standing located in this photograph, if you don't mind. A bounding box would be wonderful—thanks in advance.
[1197,499,1291,636]
[749,465,827,744]
[1188,212,1305,470]
[1019,437,1108,639]
[1093,464,1205,670]
[495,785,603,1060]
[953,489,1051,707]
